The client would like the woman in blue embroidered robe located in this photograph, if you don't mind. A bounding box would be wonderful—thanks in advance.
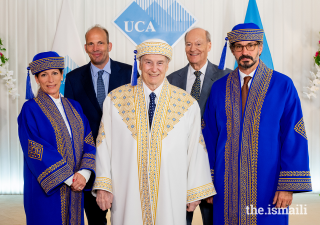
[203,60,312,225]
[18,51,96,225]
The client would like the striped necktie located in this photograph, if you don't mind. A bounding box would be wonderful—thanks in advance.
[97,70,106,109]
[190,71,201,101]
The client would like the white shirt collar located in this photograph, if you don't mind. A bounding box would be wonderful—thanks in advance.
[91,59,111,77]
[188,60,208,76]
[238,69,256,88]
[239,68,256,81]
[143,80,164,99]
[49,93,62,104]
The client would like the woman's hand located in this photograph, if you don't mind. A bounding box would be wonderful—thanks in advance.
[71,172,86,192]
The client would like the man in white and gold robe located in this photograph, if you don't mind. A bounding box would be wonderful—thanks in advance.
[92,39,216,225]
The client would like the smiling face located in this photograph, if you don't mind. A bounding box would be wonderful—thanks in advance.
[185,28,211,71]
[139,54,169,91]
[231,40,263,73]
[35,69,63,99]
[85,28,112,69]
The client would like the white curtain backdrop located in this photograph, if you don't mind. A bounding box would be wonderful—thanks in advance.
[0,0,320,194]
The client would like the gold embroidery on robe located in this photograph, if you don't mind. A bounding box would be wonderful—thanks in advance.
[294,117,307,140]
[28,140,43,161]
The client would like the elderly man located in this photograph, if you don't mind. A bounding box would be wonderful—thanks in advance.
[167,27,231,225]
[167,28,231,118]
[203,23,312,225]
[64,25,134,225]
[92,39,216,225]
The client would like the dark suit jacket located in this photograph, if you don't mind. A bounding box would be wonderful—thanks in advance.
[167,60,231,117]
[64,59,133,141]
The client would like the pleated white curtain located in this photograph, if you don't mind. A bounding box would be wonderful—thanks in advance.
[0,0,320,194]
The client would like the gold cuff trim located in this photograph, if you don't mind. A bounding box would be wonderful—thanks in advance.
[80,158,95,172]
[37,159,65,183]
[41,164,73,193]
[279,171,310,177]
[187,183,216,203]
[93,177,112,192]
[277,182,312,191]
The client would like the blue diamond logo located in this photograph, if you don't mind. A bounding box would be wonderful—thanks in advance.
[113,0,197,47]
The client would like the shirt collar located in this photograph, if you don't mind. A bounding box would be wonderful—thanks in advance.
[48,93,62,104]
[143,80,165,99]
[239,68,256,81]
[91,59,111,77]
[188,60,208,76]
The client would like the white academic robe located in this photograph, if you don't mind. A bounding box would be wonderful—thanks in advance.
[92,77,216,225]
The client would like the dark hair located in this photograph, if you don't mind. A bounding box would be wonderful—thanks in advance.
[85,25,109,44]
[35,69,63,77]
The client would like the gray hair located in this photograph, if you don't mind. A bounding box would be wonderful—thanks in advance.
[139,55,170,63]
[184,27,211,43]
[85,24,109,43]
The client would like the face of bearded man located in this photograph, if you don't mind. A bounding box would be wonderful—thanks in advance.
[231,41,263,71]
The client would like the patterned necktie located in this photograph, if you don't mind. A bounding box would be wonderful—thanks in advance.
[241,76,252,117]
[97,70,106,109]
[149,92,156,128]
[190,71,201,101]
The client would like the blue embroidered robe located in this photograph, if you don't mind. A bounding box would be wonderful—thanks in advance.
[202,60,312,225]
[18,89,96,225]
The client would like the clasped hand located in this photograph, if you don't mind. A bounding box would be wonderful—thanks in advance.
[71,173,86,192]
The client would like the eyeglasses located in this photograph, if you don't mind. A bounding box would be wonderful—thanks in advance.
[233,43,259,52]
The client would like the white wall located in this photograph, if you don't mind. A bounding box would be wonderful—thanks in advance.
[0,0,320,194]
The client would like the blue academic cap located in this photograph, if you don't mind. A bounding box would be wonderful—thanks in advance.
[26,51,64,100]
[218,23,264,70]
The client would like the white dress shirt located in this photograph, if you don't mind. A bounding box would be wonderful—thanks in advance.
[239,69,256,88]
[143,81,164,110]
[90,59,111,96]
[186,60,208,94]
[49,94,91,186]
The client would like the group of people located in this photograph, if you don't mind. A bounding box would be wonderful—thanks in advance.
[18,22,312,225]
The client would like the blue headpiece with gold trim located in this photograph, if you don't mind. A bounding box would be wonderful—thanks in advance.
[26,51,64,100]
[218,23,264,70]
[227,23,264,44]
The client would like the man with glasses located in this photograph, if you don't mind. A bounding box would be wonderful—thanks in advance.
[202,23,312,224]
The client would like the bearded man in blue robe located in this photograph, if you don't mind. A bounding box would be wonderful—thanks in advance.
[202,23,312,225]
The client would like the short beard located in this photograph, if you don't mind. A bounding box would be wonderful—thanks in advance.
[237,54,258,69]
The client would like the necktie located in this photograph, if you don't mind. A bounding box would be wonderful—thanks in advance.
[190,71,201,101]
[149,92,156,128]
[241,76,252,117]
[97,70,106,109]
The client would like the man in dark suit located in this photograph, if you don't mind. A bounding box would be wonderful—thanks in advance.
[64,25,134,225]
[167,28,231,225]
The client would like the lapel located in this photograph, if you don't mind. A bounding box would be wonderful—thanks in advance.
[108,59,121,93]
[199,61,219,109]
[175,64,189,90]
[81,62,101,113]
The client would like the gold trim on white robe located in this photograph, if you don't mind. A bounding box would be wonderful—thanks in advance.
[93,77,216,225]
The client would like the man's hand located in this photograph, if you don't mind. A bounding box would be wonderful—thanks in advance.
[186,200,201,212]
[71,173,86,192]
[273,191,293,208]
[96,190,113,211]
[206,196,213,204]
